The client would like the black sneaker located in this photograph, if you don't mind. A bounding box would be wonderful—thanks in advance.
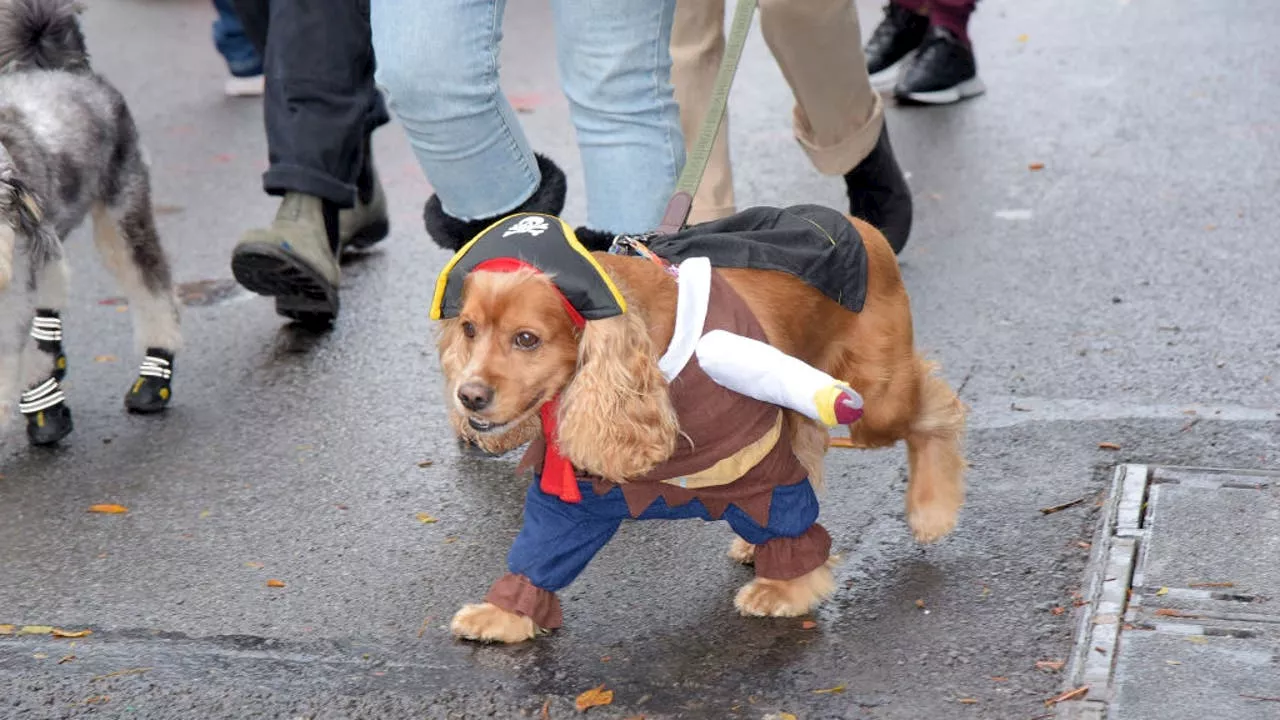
[893,26,985,105]
[864,3,929,88]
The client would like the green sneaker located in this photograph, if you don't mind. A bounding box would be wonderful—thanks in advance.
[231,193,341,328]
[339,174,390,253]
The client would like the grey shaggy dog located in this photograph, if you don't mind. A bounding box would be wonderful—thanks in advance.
[0,0,180,446]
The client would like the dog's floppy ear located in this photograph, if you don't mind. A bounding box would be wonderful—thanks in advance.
[556,309,678,482]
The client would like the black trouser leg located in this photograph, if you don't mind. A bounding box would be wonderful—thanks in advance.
[231,0,390,209]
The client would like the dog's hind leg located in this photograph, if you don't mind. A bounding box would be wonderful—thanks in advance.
[903,359,966,543]
[18,255,74,445]
[91,197,181,414]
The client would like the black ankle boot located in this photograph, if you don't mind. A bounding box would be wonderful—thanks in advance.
[844,125,913,254]
[423,154,568,251]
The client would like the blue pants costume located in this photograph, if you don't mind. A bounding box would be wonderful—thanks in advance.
[508,477,822,592]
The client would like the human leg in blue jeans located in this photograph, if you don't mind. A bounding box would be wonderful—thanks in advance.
[452,478,834,642]
[211,0,263,95]
[371,0,683,251]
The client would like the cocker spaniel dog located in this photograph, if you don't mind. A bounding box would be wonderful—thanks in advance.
[431,206,965,643]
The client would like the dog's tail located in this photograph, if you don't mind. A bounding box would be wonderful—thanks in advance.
[0,0,89,74]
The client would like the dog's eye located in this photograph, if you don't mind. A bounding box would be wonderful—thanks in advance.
[513,331,541,350]
[461,321,476,339]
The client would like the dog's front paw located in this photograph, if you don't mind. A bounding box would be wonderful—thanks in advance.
[450,602,540,644]
[727,537,756,565]
[907,503,958,544]
[734,564,836,618]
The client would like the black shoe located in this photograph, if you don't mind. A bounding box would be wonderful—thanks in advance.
[864,2,930,87]
[844,125,913,254]
[423,154,568,251]
[893,26,985,105]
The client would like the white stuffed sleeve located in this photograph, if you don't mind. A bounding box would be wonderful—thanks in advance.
[694,329,862,426]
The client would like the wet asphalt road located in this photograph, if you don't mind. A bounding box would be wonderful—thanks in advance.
[2,0,1279,718]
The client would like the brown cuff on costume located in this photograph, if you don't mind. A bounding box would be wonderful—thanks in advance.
[485,573,563,629]
[754,524,832,581]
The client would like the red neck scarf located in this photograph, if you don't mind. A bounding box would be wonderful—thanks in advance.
[472,258,586,504]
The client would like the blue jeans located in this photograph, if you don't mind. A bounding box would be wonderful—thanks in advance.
[371,0,684,234]
[507,478,821,592]
[211,0,262,77]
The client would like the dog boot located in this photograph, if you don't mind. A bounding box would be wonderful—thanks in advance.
[231,192,341,328]
[124,348,174,414]
[338,173,389,253]
[423,153,568,251]
[29,310,68,381]
[20,376,73,446]
[844,125,913,255]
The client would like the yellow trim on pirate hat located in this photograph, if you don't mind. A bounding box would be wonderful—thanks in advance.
[430,213,626,321]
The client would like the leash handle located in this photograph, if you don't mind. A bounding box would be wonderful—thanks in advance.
[656,0,758,235]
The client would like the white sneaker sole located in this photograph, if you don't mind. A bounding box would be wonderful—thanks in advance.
[868,53,914,90]
[224,75,265,97]
[896,76,986,105]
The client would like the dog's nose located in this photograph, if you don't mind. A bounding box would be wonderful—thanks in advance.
[457,382,494,412]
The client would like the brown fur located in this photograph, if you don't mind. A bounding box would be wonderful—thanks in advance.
[436,216,967,639]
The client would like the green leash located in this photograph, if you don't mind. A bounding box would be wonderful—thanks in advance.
[656,0,758,235]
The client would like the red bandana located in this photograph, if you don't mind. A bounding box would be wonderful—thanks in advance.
[471,258,585,504]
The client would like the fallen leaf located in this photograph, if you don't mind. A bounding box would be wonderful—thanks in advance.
[915,599,926,609]
[444,536,458,544]
[244,561,264,569]
[51,628,92,638]
[0,625,13,635]
[991,676,1008,682]
[19,625,54,635]
[1097,442,1121,450]
[575,684,614,711]
[417,460,434,468]
[1045,686,1089,707]
[93,355,117,363]
[1028,162,1045,171]
[812,684,846,694]
[1156,587,1169,596]
[600,655,611,662]
[58,654,76,664]
[540,699,551,719]
[1017,33,1029,42]
[777,714,798,720]
[958,697,978,704]
[83,695,109,705]
[33,653,47,659]
[801,620,817,630]
[1051,606,1066,616]
[1035,660,1065,671]
[198,510,212,519]
[1077,541,1092,549]
[1185,635,1209,644]
[415,512,438,524]
[88,504,128,514]
[1154,608,1199,618]
[266,579,286,588]
[1189,581,1234,589]
[115,306,128,313]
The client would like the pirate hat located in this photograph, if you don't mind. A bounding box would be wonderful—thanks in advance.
[430,213,627,324]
